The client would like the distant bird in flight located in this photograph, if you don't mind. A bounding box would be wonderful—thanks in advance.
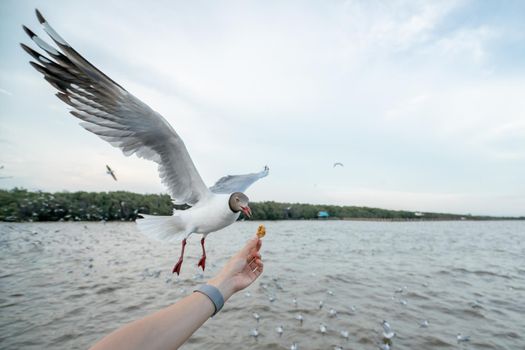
[106,165,117,181]
[0,165,12,179]
[21,9,269,275]
[333,162,344,168]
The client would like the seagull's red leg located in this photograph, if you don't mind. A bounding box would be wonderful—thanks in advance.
[197,237,206,271]
[172,238,187,275]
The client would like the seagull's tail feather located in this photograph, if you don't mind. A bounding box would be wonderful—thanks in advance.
[136,214,186,242]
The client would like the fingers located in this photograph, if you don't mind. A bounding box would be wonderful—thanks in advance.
[246,251,261,264]
[250,258,264,277]
[240,235,261,256]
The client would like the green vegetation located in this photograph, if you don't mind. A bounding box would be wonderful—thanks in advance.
[0,188,521,222]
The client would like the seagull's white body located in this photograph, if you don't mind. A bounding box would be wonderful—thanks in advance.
[138,194,240,241]
[22,9,270,272]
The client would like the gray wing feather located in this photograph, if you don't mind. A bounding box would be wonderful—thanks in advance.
[210,166,269,194]
[22,10,209,205]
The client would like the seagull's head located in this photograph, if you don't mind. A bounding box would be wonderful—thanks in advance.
[229,192,251,218]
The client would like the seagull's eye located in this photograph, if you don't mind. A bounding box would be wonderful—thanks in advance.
[236,198,239,202]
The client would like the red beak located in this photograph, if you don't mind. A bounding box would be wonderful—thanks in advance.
[240,205,252,218]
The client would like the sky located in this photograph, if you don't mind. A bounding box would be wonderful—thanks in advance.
[1,0,524,216]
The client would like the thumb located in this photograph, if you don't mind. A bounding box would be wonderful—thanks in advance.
[241,236,260,255]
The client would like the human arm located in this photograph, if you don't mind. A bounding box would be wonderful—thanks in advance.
[90,236,264,350]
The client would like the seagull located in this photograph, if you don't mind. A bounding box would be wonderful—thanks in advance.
[292,297,297,307]
[378,343,390,350]
[276,325,283,337]
[105,165,117,181]
[290,343,298,350]
[295,314,304,324]
[252,312,260,323]
[0,166,12,180]
[329,308,337,317]
[319,300,324,309]
[319,324,327,335]
[381,320,395,340]
[333,162,344,168]
[340,330,349,340]
[419,320,429,328]
[250,328,259,339]
[21,10,270,275]
[456,333,470,343]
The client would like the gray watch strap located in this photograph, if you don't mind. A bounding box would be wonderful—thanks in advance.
[194,284,224,316]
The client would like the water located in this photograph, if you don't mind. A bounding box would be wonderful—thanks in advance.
[1,221,524,349]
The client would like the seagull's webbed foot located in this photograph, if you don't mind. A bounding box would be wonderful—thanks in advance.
[197,255,206,271]
[172,258,184,275]
[172,238,187,275]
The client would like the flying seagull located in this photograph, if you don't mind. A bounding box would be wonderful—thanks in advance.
[21,9,269,275]
[106,165,117,181]
[333,162,344,168]
[0,165,12,179]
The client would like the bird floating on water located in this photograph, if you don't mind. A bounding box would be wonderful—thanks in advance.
[250,328,259,338]
[457,333,470,343]
[276,325,283,337]
[329,308,337,317]
[419,320,429,328]
[320,324,327,335]
[378,343,390,350]
[105,165,117,181]
[382,320,396,339]
[21,9,270,275]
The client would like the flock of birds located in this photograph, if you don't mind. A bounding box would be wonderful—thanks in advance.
[244,285,472,350]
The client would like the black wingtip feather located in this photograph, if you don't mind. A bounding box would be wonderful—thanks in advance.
[29,61,46,75]
[35,9,45,24]
[22,25,36,38]
[20,43,40,59]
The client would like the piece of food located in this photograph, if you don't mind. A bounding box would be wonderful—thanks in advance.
[256,224,266,238]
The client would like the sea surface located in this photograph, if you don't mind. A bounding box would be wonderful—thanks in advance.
[0,221,524,349]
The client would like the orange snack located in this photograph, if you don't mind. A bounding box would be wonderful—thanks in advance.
[256,224,266,238]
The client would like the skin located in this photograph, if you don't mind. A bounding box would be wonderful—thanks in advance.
[90,235,263,350]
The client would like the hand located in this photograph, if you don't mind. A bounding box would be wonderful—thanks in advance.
[208,235,263,301]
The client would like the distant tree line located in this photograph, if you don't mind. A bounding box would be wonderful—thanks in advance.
[0,188,521,222]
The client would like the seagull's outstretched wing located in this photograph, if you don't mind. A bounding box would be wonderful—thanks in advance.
[210,166,269,194]
[22,10,209,205]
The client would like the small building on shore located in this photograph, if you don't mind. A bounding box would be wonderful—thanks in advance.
[317,211,329,219]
